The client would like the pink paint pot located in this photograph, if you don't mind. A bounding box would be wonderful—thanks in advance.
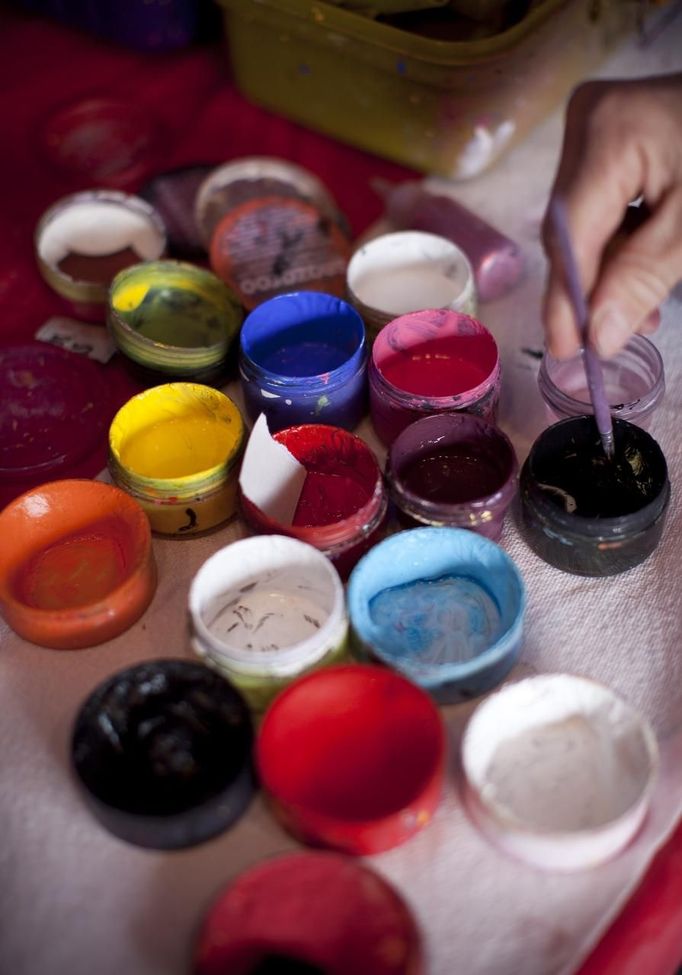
[239,424,388,579]
[369,309,500,445]
[386,412,518,541]
[256,665,446,855]
[194,851,423,975]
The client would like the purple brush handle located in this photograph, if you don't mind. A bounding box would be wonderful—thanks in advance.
[549,198,615,458]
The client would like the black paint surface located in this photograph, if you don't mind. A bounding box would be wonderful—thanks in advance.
[72,659,254,817]
[249,955,326,975]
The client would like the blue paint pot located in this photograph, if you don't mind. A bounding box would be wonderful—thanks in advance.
[239,291,368,432]
[347,526,526,703]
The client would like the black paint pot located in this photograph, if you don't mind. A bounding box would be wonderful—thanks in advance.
[71,659,255,849]
[519,416,670,576]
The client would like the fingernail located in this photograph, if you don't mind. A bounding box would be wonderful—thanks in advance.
[592,305,632,357]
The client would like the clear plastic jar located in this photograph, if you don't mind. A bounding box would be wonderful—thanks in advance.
[538,335,664,430]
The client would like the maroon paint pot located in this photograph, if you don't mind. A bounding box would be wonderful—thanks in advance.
[386,412,518,541]
[239,424,388,579]
[369,309,500,445]
[194,851,424,975]
[256,664,446,854]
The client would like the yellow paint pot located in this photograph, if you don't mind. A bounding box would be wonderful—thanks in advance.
[108,383,244,536]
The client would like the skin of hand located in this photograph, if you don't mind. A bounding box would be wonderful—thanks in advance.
[542,72,682,359]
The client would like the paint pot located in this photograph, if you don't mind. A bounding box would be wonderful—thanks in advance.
[461,674,659,871]
[189,535,349,712]
[71,659,255,850]
[239,423,388,579]
[347,526,525,703]
[108,383,244,536]
[347,230,477,344]
[139,164,214,260]
[369,309,500,445]
[538,334,665,430]
[35,189,166,321]
[0,342,113,494]
[194,156,346,248]
[108,260,243,385]
[386,412,517,540]
[239,291,368,432]
[519,416,670,576]
[210,197,352,309]
[193,851,423,975]
[256,664,445,854]
[0,479,156,649]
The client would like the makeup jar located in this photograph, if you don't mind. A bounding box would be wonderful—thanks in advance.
[108,260,243,385]
[189,536,349,712]
[71,659,255,850]
[461,674,659,871]
[108,383,244,536]
[256,665,445,854]
[0,479,156,649]
[519,416,670,576]
[35,189,166,321]
[538,335,665,429]
[239,423,388,579]
[239,291,368,432]
[369,309,500,445]
[347,526,526,703]
[386,412,518,541]
[194,851,423,975]
[347,230,477,344]
[194,155,345,248]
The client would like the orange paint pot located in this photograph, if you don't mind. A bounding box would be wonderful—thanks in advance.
[0,479,156,649]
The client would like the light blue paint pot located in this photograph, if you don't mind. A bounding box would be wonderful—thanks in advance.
[347,526,526,703]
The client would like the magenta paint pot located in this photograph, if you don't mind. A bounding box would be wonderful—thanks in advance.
[239,424,388,579]
[369,309,500,446]
[386,412,518,541]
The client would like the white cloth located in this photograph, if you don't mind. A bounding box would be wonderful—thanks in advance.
[2,20,682,975]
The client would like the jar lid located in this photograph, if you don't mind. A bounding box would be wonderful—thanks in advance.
[71,659,255,849]
[0,478,156,649]
[209,196,352,309]
[0,343,113,482]
[194,851,423,975]
[40,96,163,189]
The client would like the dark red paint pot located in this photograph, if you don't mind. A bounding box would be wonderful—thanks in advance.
[386,412,518,541]
[193,851,424,975]
[256,665,445,854]
[239,424,388,579]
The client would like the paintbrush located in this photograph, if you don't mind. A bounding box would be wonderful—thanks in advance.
[549,197,615,460]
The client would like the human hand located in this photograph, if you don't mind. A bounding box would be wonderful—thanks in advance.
[542,73,682,358]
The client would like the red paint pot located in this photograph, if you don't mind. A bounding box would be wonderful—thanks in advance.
[369,309,500,445]
[256,665,446,854]
[194,851,424,975]
[0,479,156,649]
[239,424,388,579]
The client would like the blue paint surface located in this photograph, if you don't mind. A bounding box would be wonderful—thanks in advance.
[261,340,348,377]
[369,574,502,670]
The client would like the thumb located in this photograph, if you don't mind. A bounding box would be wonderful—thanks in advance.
[590,187,682,356]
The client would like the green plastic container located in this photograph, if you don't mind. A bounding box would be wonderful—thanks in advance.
[219,0,638,178]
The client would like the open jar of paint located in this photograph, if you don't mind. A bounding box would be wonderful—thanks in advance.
[189,535,349,712]
[239,422,389,579]
[369,309,500,445]
[35,189,166,321]
[347,526,526,703]
[108,260,243,385]
[239,291,367,432]
[347,230,477,344]
[519,416,670,576]
[386,412,518,541]
[108,383,244,536]
[538,334,665,430]
[194,851,423,975]
[71,659,255,850]
[461,674,659,871]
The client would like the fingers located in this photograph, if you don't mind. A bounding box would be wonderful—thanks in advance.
[590,187,682,356]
